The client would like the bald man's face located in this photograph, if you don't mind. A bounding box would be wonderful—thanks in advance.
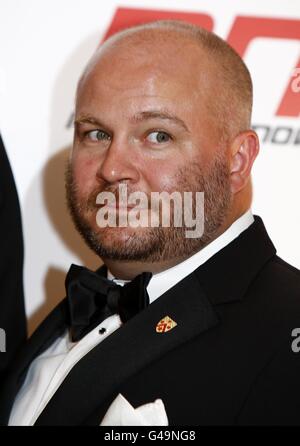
[67,35,231,263]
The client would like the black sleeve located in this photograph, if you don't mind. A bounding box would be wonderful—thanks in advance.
[0,133,26,382]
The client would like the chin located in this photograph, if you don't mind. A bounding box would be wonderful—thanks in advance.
[92,224,150,245]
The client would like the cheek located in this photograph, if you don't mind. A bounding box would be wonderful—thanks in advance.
[142,139,205,192]
[143,158,184,192]
[72,152,100,196]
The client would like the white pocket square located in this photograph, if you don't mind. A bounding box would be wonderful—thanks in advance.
[100,393,169,426]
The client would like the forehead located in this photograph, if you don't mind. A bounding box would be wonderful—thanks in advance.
[76,36,214,119]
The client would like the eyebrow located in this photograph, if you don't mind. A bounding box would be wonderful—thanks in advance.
[74,116,105,127]
[129,110,190,132]
[75,110,190,132]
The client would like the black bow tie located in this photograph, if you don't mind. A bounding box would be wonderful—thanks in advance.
[65,264,152,342]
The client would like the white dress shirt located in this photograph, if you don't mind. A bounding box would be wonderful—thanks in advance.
[9,210,254,426]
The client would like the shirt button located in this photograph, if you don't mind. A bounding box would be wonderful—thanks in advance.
[99,327,106,335]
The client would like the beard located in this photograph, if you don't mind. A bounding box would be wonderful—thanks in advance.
[65,152,232,263]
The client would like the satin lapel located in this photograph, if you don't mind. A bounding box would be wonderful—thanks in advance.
[0,300,68,425]
[35,271,219,425]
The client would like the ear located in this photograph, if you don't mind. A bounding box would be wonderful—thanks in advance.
[229,130,259,194]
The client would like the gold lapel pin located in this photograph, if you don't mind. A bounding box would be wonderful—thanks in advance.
[156,316,177,333]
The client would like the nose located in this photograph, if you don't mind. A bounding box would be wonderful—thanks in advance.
[96,137,140,185]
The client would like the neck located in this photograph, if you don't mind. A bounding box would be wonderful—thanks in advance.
[104,255,195,280]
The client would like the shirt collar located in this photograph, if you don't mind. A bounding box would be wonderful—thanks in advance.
[107,209,254,304]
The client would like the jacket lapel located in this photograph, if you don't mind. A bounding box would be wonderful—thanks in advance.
[0,300,68,425]
[35,271,219,425]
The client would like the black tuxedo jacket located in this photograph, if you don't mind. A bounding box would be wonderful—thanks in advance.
[0,134,26,382]
[1,216,300,426]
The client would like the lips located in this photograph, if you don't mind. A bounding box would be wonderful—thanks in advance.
[100,203,148,211]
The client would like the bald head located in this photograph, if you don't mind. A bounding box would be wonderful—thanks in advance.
[78,20,253,143]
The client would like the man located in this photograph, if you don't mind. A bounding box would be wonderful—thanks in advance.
[1,20,300,426]
[0,133,26,383]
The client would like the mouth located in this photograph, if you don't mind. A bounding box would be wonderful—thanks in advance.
[99,202,149,211]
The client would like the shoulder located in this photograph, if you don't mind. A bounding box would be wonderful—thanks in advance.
[250,254,300,305]
[235,256,300,424]
[239,254,300,336]
[271,255,300,279]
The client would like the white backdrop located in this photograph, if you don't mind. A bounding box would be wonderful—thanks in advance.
[0,0,299,334]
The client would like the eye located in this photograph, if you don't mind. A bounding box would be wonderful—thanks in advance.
[146,131,171,144]
[85,130,111,142]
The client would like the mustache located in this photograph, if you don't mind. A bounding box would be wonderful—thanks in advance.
[85,185,152,211]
